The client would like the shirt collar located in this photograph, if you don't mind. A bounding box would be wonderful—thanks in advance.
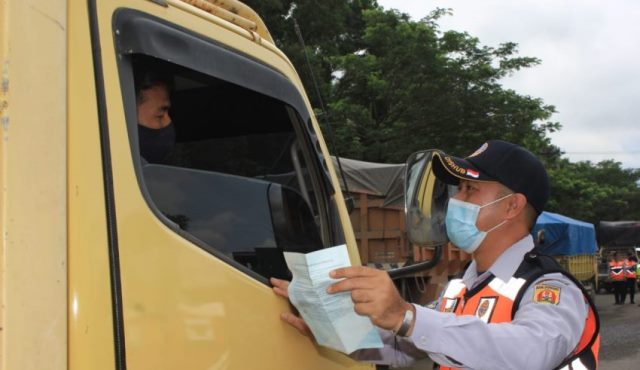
[462,234,535,287]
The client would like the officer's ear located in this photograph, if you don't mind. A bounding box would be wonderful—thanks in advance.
[505,193,528,220]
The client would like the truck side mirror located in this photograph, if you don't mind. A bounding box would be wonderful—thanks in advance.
[404,150,451,247]
[388,150,455,280]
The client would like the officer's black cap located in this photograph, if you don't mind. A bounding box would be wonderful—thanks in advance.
[432,140,549,214]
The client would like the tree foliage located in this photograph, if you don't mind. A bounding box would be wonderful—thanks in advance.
[243,0,640,223]
[547,160,640,223]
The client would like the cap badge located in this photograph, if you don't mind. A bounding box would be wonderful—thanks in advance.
[468,142,488,158]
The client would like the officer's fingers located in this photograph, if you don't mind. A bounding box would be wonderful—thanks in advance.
[330,266,379,279]
[354,301,406,330]
[328,277,376,294]
[353,302,374,316]
[281,312,313,337]
[353,302,384,325]
[270,277,290,298]
[350,289,374,304]
[270,277,290,289]
[272,286,289,299]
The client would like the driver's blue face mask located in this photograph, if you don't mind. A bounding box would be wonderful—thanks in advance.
[445,193,513,253]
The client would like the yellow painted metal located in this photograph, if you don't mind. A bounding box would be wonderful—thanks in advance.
[0,0,370,367]
[555,254,597,282]
[67,1,117,369]
[168,0,290,71]
[0,1,67,369]
[92,0,370,369]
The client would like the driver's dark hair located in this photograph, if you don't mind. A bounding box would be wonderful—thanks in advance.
[134,63,173,105]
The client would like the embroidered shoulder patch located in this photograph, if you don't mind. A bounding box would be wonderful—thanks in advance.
[533,284,561,305]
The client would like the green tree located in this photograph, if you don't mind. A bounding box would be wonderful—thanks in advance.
[327,8,559,162]
[547,159,640,223]
[243,0,379,109]
[243,1,640,222]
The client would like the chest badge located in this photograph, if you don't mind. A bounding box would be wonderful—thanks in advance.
[475,297,497,323]
[533,284,561,305]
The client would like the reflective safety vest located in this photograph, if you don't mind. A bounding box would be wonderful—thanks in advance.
[438,252,600,370]
[610,261,626,281]
[624,260,638,279]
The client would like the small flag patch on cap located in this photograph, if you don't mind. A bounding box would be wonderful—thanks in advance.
[466,169,480,178]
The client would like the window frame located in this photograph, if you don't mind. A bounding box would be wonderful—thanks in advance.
[113,8,339,280]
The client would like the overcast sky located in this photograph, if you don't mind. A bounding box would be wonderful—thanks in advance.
[377,0,640,169]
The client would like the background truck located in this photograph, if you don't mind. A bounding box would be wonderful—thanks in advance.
[531,212,598,298]
[597,221,640,292]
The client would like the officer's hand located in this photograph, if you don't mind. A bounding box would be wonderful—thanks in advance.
[270,277,313,338]
[328,266,413,331]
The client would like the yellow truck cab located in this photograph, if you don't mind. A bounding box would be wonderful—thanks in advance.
[1,0,377,368]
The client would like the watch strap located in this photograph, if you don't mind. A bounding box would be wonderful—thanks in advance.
[393,308,414,337]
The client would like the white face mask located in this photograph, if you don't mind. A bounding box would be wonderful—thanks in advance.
[445,193,513,253]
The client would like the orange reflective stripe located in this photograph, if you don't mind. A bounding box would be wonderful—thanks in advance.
[610,261,626,281]
[575,305,598,355]
[624,261,637,279]
[592,335,600,367]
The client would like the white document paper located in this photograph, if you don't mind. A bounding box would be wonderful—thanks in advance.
[283,244,383,354]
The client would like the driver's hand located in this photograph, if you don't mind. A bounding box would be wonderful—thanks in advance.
[270,277,313,337]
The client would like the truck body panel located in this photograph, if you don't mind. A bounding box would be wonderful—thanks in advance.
[3,0,373,368]
[1,1,68,369]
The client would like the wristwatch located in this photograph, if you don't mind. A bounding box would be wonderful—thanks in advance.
[393,309,414,337]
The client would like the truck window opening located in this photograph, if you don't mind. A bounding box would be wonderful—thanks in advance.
[127,55,329,280]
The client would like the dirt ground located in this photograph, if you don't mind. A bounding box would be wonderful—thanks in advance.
[595,291,640,369]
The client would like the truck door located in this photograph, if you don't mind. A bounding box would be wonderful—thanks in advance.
[89,1,371,369]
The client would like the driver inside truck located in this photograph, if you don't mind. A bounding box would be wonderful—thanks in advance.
[134,68,175,164]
